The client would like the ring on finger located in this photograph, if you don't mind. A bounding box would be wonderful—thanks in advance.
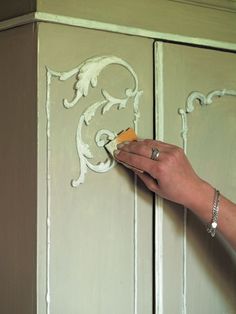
[150,147,160,161]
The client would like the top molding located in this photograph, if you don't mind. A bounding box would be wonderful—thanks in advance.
[169,0,236,12]
[1,0,236,45]
[0,11,236,52]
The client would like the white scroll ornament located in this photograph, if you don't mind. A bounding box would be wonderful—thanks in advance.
[46,56,143,187]
[178,89,236,153]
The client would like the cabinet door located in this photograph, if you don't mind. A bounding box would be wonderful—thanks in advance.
[155,42,236,314]
[38,23,154,314]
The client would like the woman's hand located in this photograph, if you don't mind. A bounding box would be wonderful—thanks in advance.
[114,139,209,209]
[114,139,236,249]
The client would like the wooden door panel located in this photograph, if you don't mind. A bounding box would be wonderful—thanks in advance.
[155,42,236,313]
[38,23,154,314]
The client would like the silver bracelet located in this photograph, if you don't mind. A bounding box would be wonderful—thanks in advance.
[206,189,220,237]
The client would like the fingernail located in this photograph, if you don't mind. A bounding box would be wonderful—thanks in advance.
[113,149,120,156]
[117,143,125,149]
[117,141,130,149]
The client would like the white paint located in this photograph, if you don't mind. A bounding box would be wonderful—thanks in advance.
[134,170,138,314]
[133,93,141,314]
[182,208,187,314]
[45,69,52,314]
[154,42,164,314]
[46,56,143,187]
[1,12,236,51]
[179,89,236,151]
[178,108,188,152]
[95,129,117,147]
[45,56,142,313]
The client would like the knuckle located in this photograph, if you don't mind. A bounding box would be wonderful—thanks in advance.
[175,146,184,155]
[139,145,149,156]
[158,163,166,176]
[153,163,165,178]
[146,180,158,193]
[168,146,183,161]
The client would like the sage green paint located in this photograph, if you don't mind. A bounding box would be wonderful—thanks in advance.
[1,0,236,43]
[37,23,154,314]
[36,0,236,42]
[158,42,236,314]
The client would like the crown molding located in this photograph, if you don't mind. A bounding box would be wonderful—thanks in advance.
[0,12,35,31]
[0,11,236,52]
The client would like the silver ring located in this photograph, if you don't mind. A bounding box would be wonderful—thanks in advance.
[151,147,160,160]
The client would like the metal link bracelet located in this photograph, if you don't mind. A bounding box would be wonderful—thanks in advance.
[206,189,220,237]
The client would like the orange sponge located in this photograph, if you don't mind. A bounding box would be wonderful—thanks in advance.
[105,128,137,156]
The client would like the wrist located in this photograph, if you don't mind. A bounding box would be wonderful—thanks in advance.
[184,179,215,224]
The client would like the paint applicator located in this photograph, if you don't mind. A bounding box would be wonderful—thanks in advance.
[105,128,137,155]
[105,128,144,173]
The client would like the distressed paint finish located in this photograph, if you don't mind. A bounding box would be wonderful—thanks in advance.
[179,89,236,152]
[46,56,143,188]
[0,2,235,314]
[36,0,236,43]
[1,13,236,52]
[38,23,153,314]
[45,55,143,314]
[154,42,164,314]
[1,0,236,43]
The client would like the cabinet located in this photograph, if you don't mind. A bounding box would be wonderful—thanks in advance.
[38,23,154,314]
[0,2,236,314]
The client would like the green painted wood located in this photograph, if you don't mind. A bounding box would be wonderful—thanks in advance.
[1,0,236,43]
[157,41,236,314]
[37,23,154,314]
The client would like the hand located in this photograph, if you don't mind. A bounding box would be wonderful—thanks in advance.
[114,139,208,208]
[114,139,236,249]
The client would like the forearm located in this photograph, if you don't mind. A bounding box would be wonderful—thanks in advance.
[185,180,236,249]
[114,139,236,250]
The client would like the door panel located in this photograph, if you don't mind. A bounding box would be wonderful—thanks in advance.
[155,42,236,314]
[38,23,154,314]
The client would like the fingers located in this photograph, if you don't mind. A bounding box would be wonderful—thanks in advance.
[113,138,197,205]
[114,149,159,179]
[116,139,176,160]
[136,172,160,194]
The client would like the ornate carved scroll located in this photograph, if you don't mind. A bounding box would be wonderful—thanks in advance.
[178,89,236,152]
[46,56,143,187]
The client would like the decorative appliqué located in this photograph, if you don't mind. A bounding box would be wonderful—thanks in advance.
[178,89,236,153]
[46,56,143,187]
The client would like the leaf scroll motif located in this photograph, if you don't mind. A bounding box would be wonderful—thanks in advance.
[178,89,236,153]
[47,56,143,187]
[62,56,139,109]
